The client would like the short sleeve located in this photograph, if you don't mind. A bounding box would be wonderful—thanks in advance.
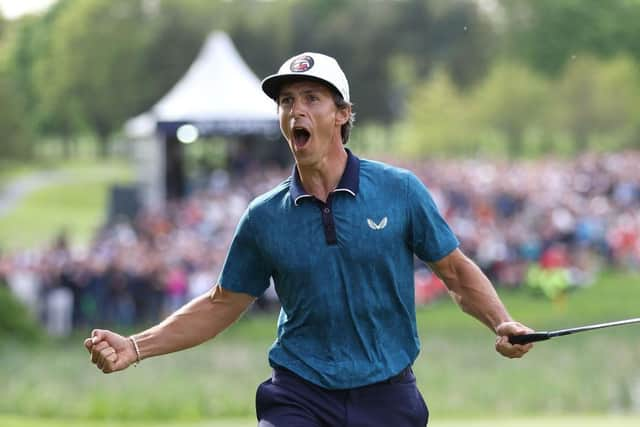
[217,207,272,297]
[406,172,459,262]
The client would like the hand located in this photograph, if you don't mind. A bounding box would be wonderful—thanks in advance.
[83,329,138,373]
[495,321,534,359]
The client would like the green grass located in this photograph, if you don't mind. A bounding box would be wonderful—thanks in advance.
[1,271,639,423]
[0,159,133,250]
[416,270,640,416]
[0,163,35,187]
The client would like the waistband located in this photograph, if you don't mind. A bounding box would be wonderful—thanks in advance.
[380,366,413,385]
[272,365,413,389]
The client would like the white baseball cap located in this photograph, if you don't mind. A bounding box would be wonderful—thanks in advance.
[261,52,350,102]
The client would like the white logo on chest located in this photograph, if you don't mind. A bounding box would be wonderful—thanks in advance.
[367,217,388,230]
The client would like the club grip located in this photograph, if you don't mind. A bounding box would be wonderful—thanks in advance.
[508,332,550,345]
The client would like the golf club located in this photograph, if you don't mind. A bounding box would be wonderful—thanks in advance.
[508,317,640,345]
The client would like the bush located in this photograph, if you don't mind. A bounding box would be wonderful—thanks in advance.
[0,285,42,342]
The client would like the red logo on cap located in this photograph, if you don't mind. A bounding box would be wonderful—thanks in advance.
[290,55,314,72]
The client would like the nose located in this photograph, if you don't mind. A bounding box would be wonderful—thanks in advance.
[290,98,307,118]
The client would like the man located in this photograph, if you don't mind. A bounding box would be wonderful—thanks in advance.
[85,52,534,426]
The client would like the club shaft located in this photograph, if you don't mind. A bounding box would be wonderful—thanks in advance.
[549,317,640,337]
[508,317,640,345]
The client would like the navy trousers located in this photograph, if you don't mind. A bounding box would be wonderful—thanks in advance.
[256,367,429,427]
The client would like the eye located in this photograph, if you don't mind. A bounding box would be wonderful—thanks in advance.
[279,96,293,106]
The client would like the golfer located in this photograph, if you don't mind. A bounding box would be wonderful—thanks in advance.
[85,52,534,426]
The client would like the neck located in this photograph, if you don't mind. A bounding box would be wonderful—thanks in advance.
[297,147,348,203]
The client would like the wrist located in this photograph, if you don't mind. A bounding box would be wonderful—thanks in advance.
[128,335,142,366]
[495,319,518,334]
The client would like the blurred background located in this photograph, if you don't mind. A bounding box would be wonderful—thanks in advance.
[0,1,639,426]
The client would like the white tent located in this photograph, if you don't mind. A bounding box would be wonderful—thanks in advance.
[125,32,279,208]
[126,31,278,136]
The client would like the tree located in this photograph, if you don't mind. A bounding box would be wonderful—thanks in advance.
[501,0,640,76]
[550,55,640,151]
[34,0,156,155]
[396,61,551,159]
[471,62,549,157]
[2,0,501,150]
[395,68,477,158]
[0,69,31,159]
[18,0,215,156]
[0,14,32,159]
[395,55,640,159]
[229,0,497,124]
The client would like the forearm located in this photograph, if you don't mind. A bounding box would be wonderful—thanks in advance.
[429,250,534,358]
[430,250,512,332]
[132,286,254,360]
[446,258,512,332]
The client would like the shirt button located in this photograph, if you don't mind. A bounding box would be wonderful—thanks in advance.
[323,207,330,214]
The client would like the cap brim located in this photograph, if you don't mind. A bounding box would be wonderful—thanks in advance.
[261,74,342,101]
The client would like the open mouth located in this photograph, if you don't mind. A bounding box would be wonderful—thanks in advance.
[292,127,311,148]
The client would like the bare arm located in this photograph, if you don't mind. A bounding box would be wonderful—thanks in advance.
[85,285,255,373]
[428,248,534,358]
[133,285,255,358]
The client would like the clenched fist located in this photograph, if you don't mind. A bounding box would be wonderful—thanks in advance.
[495,321,534,359]
[84,329,138,373]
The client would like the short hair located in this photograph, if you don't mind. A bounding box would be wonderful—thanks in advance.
[333,92,355,145]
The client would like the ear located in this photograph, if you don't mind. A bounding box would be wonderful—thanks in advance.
[335,105,351,126]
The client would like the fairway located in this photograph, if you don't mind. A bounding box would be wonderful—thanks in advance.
[0,159,133,249]
[3,415,640,427]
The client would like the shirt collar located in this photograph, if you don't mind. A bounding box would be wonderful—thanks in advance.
[290,148,360,206]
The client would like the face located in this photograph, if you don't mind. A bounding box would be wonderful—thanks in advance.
[277,80,349,168]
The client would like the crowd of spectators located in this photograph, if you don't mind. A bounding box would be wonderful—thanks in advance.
[410,150,640,287]
[1,150,639,336]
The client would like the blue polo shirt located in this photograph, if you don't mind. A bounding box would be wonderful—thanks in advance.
[218,150,459,389]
